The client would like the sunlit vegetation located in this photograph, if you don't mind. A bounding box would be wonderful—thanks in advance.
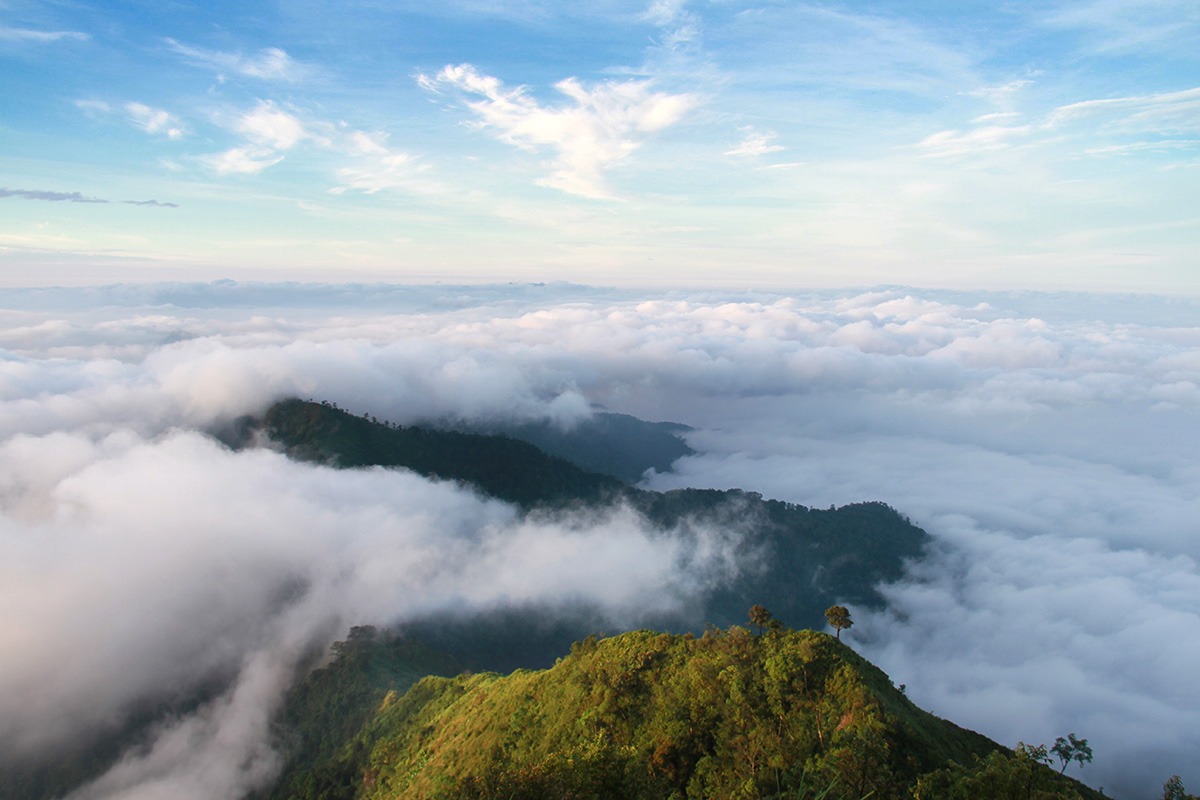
[277,623,1107,800]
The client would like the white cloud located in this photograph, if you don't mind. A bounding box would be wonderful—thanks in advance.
[201,102,308,175]
[124,102,185,139]
[1047,85,1200,133]
[419,63,697,199]
[919,83,1200,160]
[237,101,307,149]
[203,145,285,175]
[967,79,1033,108]
[329,131,428,195]
[165,39,306,81]
[916,123,1034,158]
[0,26,88,42]
[1039,0,1200,53]
[724,126,786,157]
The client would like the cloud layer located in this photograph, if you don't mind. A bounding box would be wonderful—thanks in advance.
[2,283,1198,798]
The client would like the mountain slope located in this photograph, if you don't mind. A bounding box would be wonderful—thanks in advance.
[236,399,930,667]
[443,411,695,483]
[267,627,460,800]
[256,398,627,509]
[282,625,1100,800]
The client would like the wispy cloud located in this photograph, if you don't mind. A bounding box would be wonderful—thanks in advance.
[419,63,697,199]
[76,99,186,140]
[123,199,180,208]
[916,123,1034,158]
[1047,85,1200,131]
[0,25,88,43]
[724,126,786,158]
[916,84,1200,160]
[165,39,306,81]
[967,79,1033,109]
[1,188,106,203]
[203,101,309,175]
[1040,0,1200,53]
[330,132,427,194]
[0,188,177,207]
[125,102,185,139]
[641,0,689,27]
[203,146,285,175]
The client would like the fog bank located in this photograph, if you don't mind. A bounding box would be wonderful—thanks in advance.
[3,282,1197,798]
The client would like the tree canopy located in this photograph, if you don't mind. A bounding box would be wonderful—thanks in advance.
[825,605,853,639]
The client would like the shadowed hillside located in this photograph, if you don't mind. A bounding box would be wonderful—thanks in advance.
[237,399,930,667]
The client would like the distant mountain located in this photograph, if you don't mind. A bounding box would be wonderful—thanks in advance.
[440,411,695,483]
[272,624,1102,800]
[250,398,628,509]
[238,399,929,668]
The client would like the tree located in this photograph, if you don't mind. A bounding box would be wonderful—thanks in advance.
[1050,734,1091,774]
[912,744,1083,800]
[748,604,775,635]
[1162,775,1200,800]
[824,605,853,640]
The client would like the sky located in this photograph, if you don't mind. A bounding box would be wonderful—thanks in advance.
[2,2,1200,799]
[2,0,1199,290]
[2,283,1199,798]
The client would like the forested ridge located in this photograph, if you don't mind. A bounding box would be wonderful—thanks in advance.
[248,399,928,648]
[269,623,1106,800]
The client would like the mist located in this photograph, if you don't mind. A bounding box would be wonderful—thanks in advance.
[2,282,1197,798]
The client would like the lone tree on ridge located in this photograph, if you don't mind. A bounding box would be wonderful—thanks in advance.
[1051,733,1092,774]
[825,605,853,639]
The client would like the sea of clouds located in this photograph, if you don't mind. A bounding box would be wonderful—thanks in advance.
[1,282,1197,798]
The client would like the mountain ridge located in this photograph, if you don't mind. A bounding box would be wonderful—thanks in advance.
[271,623,1104,800]
[239,398,930,666]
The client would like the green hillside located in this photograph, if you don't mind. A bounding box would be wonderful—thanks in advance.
[279,624,1100,800]
[267,627,461,800]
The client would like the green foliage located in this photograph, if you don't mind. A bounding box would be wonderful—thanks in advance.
[294,627,1005,800]
[1162,774,1200,800]
[911,742,1098,800]
[749,604,779,634]
[1050,733,1092,774]
[825,605,853,639]
[267,627,460,800]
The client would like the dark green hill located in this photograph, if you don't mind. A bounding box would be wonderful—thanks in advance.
[279,625,1101,800]
[229,398,929,669]
[443,411,695,483]
[255,398,627,509]
[266,627,460,800]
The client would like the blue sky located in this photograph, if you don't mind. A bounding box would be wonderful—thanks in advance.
[1,0,1198,290]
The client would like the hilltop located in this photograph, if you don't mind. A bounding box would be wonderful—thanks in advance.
[271,623,1103,800]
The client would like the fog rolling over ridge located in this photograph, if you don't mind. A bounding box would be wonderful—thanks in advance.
[1,283,1198,798]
